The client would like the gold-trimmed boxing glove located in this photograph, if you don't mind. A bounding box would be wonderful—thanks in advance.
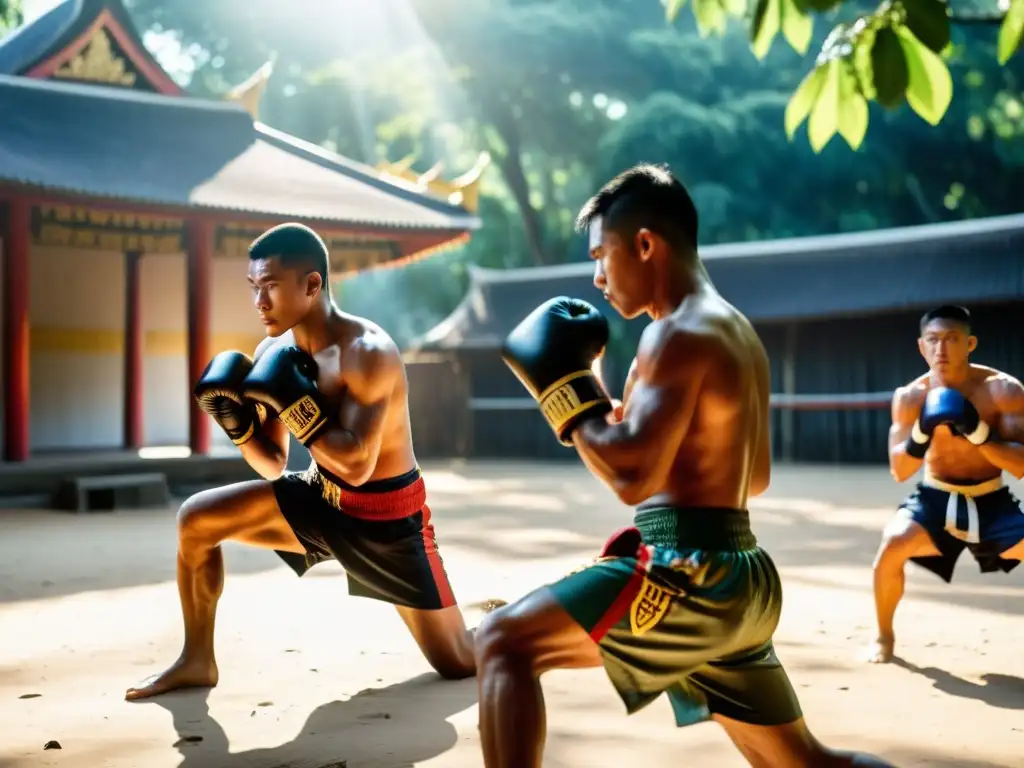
[241,345,331,446]
[194,351,266,446]
[502,296,612,445]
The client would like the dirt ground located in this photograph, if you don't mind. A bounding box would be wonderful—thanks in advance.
[1,462,1021,768]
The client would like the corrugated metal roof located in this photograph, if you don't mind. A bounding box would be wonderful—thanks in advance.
[418,214,1024,348]
[0,74,480,231]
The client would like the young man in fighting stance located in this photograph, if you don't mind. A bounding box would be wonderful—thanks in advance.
[869,305,1024,663]
[475,165,891,766]
[127,223,480,700]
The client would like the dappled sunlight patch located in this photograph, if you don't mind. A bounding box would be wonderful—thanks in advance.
[489,526,594,549]
[748,508,799,526]
[783,566,1024,610]
[422,468,532,496]
[485,491,568,512]
[751,495,894,530]
[752,496,837,514]
[1,463,1021,767]
[439,522,604,564]
[801,537,858,551]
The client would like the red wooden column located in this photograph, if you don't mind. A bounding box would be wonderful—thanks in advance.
[2,199,31,462]
[123,250,144,449]
[186,218,213,455]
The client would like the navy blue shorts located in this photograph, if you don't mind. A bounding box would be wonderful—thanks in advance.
[900,478,1024,582]
[271,464,456,610]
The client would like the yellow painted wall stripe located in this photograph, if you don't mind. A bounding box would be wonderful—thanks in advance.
[29,328,266,357]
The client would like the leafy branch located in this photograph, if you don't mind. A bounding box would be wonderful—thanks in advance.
[0,0,23,34]
[665,0,1024,151]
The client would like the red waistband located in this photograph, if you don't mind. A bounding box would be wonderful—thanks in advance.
[314,468,427,520]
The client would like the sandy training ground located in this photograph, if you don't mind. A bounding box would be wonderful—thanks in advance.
[1,462,1021,768]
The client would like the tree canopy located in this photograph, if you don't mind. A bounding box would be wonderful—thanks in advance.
[664,0,1024,150]
[0,0,21,35]
[2,0,1020,345]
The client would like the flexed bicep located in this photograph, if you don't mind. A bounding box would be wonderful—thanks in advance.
[888,386,926,481]
[618,370,702,471]
[572,324,707,505]
[307,336,402,485]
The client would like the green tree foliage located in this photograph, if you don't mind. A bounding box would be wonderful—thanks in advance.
[0,0,21,35]
[665,0,1023,151]
[3,1,1018,345]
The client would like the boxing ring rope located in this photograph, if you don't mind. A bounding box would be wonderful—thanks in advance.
[468,392,895,412]
[470,392,894,462]
[767,392,893,410]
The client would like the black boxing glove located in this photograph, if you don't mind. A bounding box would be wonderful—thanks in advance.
[241,345,331,446]
[194,351,265,446]
[502,296,612,445]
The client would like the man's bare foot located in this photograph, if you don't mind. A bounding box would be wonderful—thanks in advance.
[465,598,508,614]
[125,657,219,701]
[479,598,508,613]
[864,636,895,664]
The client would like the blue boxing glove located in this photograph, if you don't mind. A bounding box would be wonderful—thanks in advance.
[906,387,991,458]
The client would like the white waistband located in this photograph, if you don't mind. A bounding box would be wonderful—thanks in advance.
[921,473,1002,544]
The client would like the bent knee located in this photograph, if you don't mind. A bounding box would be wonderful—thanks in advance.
[475,608,533,665]
[176,492,222,548]
[418,630,475,680]
[429,648,475,681]
[875,517,933,568]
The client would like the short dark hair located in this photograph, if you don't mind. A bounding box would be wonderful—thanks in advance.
[575,163,699,253]
[248,222,330,286]
[919,305,971,335]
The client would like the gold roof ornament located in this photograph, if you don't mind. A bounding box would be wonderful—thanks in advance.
[54,27,136,87]
[225,59,275,120]
[377,151,490,214]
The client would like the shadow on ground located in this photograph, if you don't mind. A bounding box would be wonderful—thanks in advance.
[1,463,1020,623]
[142,672,476,768]
[893,658,1024,711]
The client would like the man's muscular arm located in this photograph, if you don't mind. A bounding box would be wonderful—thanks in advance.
[607,357,638,423]
[307,338,400,486]
[888,386,923,483]
[238,338,290,480]
[977,377,1024,479]
[573,326,704,506]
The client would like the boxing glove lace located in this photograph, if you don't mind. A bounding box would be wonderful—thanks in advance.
[241,345,331,446]
[502,297,612,445]
[194,351,264,446]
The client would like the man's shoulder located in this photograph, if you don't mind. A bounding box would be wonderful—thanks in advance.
[342,325,403,388]
[350,329,401,364]
[894,375,929,406]
[637,316,720,380]
[663,301,757,361]
[974,365,1024,408]
[973,363,1019,386]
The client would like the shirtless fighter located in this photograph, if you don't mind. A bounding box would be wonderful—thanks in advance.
[868,304,1024,664]
[126,223,478,700]
[475,165,890,767]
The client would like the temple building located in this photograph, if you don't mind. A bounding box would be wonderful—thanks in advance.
[0,0,483,462]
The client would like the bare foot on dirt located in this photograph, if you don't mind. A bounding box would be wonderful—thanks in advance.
[125,656,219,701]
[864,636,895,664]
[477,598,508,613]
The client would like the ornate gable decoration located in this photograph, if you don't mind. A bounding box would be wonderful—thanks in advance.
[53,27,135,87]
[24,7,182,94]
